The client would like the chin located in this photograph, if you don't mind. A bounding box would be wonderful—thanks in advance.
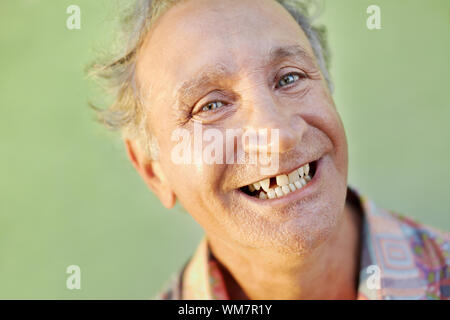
[266,189,346,256]
[226,157,348,256]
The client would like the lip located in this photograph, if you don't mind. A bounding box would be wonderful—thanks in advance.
[236,156,324,207]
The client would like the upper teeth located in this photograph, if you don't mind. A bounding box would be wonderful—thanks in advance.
[249,162,312,199]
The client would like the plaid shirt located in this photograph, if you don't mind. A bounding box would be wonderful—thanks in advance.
[157,186,450,300]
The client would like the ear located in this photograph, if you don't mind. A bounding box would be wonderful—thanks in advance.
[124,139,176,209]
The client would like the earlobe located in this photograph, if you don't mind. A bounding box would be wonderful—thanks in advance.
[158,183,176,209]
[124,139,177,209]
[145,161,177,209]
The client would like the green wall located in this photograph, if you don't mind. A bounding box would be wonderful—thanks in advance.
[0,0,449,299]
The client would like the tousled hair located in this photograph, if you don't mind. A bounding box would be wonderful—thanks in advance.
[88,0,331,159]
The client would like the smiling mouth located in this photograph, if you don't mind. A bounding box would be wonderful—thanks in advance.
[239,160,318,199]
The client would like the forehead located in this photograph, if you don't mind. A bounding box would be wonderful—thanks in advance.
[136,0,313,101]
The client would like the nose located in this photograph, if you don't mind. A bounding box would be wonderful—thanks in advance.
[242,91,307,155]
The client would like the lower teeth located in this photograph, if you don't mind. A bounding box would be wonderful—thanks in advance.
[257,174,312,199]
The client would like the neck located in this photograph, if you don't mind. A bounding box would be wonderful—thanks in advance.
[207,202,362,300]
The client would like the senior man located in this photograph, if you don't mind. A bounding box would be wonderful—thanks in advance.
[91,0,449,299]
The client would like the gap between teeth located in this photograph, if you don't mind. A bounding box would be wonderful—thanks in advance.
[247,163,311,199]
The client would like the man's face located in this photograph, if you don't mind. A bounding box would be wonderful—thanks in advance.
[135,0,349,254]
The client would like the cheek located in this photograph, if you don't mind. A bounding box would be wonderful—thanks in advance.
[155,127,234,233]
[157,134,223,207]
[326,106,348,174]
[301,85,348,171]
[163,161,229,233]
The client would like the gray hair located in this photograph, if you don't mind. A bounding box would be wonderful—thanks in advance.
[88,0,332,159]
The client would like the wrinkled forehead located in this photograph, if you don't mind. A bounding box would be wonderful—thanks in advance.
[136,0,313,101]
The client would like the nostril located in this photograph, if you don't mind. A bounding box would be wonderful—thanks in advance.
[243,124,301,155]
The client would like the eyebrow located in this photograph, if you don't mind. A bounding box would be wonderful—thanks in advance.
[174,44,313,106]
[174,63,229,107]
[268,44,314,65]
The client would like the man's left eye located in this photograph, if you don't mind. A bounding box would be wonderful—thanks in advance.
[201,101,224,112]
[276,73,303,88]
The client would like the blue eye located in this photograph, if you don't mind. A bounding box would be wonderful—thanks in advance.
[277,73,301,88]
[202,101,224,112]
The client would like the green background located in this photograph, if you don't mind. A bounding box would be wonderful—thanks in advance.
[0,0,449,299]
